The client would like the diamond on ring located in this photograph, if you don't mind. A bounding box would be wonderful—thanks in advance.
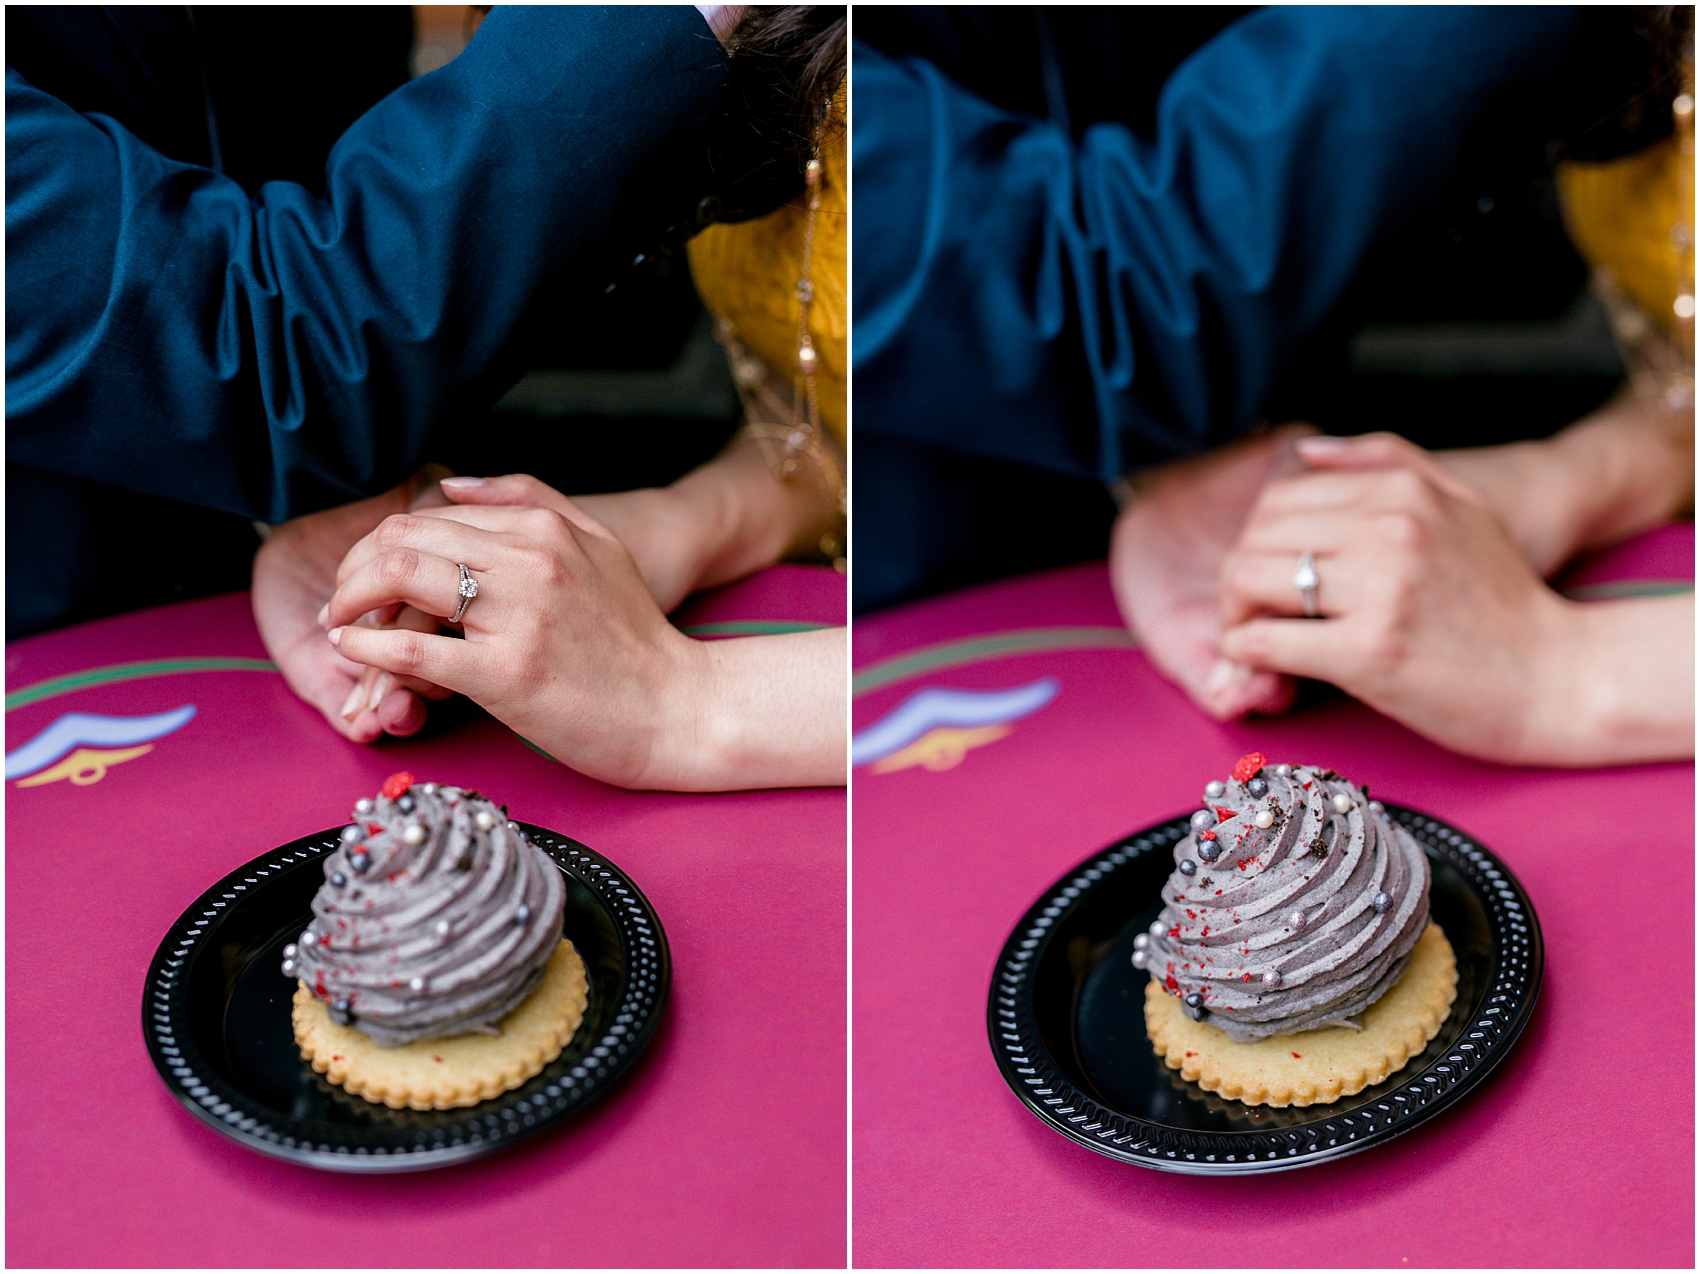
[451,562,478,624]
[1293,552,1320,618]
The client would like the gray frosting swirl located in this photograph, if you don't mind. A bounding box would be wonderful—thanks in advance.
[1140,762,1430,1043]
[284,780,565,1047]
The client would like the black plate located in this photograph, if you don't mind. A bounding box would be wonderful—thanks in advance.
[988,805,1541,1174]
[144,823,669,1173]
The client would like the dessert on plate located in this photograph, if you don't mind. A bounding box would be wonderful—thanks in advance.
[1138,753,1457,1107]
[284,771,587,1110]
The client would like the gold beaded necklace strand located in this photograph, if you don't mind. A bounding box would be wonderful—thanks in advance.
[715,119,847,569]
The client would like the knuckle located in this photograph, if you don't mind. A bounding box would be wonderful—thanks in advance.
[377,547,421,588]
[389,631,427,674]
[374,514,419,550]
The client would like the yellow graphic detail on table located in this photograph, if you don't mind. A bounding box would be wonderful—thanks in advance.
[868,725,1013,774]
[14,745,154,787]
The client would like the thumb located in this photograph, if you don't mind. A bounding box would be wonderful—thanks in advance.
[1293,432,1478,502]
[438,473,617,542]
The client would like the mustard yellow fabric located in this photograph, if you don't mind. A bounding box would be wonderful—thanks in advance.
[688,99,846,443]
[1558,113,1694,346]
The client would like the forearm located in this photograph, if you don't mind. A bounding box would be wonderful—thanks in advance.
[5,8,727,522]
[668,438,843,592]
[655,627,846,790]
[1439,387,1694,576]
[1528,594,1694,766]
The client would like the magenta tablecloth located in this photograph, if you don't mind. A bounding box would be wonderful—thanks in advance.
[851,526,1693,1268]
[6,566,845,1269]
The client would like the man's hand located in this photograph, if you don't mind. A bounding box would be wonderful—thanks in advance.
[1108,424,1317,719]
[251,467,454,743]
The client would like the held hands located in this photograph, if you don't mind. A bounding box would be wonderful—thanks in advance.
[322,484,711,789]
[1214,433,1579,764]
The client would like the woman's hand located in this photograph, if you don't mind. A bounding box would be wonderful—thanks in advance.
[1215,432,1692,766]
[322,494,712,788]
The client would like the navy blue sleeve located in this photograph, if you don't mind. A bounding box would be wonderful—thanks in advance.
[851,6,1582,483]
[5,6,726,523]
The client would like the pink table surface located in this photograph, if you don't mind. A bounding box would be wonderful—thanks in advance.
[6,566,845,1270]
[851,525,1693,1269]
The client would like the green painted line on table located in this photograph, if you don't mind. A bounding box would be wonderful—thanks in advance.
[1560,580,1692,601]
[852,626,1137,697]
[516,734,562,764]
[679,620,831,637]
[6,657,279,710]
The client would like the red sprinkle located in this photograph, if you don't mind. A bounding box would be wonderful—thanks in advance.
[381,771,415,800]
[1231,752,1268,783]
[1291,1052,1302,1059]
[1185,1052,1196,1058]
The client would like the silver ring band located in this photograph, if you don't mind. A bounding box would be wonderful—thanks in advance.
[451,562,478,624]
[1292,552,1320,618]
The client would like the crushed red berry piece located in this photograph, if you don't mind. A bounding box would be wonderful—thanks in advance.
[1291,1052,1302,1059]
[1165,975,1178,991]
[1212,805,1236,824]
[1231,752,1267,783]
[381,771,415,800]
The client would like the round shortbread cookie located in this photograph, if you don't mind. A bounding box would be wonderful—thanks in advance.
[293,939,588,1111]
[1146,922,1458,1108]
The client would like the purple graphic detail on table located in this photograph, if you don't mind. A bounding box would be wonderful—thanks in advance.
[850,678,1059,772]
[6,705,196,783]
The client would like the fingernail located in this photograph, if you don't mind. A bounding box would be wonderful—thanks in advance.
[365,672,391,713]
[440,476,486,489]
[339,682,367,721]
[327,627,345,645]
[1295,435,1348,454]
[316,603,330,627]
[1204,659,1236,697]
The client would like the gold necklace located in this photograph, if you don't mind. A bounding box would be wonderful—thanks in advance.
[715,121,847,569]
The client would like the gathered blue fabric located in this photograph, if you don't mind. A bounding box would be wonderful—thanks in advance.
[6,6,727,528]
[851,6,1583,487]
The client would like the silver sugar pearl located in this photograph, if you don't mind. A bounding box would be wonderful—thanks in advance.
[1332,792,1352,814]
[1178,859,1198,877]
[474,810,496,831]
[1133,933,1149,950]
[1368,800,1385,814]
[349,850,371,874]
[507,820,521,833]
[1131,949,1147,968]
[281,960,296,977]
[354,798,373,814]
[1197,840,1221,862]
[282,943,298,959]
[402,823,426,845]
[330,871,348,888]
[1148,920,1166,939]
[1286,910,1306,930]
[339,824,364,845]
[409,977,426,993]
[1372,891,1394,914]
[1182,995,1207,1021]
[513,903,531,924]
[1183,991,1205,1008]
[1253,809,1274,829]
[1246,777,1268,798]
[421,782,438,795]
[1262,969,1281,986]
[300,930,317,946]
[1189,809,1216,832]
[1204,780,1225,799]
[435,919,452,937]
[397,795,416,814]
[1273,764,1292,777]
[333,997,350,1013]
